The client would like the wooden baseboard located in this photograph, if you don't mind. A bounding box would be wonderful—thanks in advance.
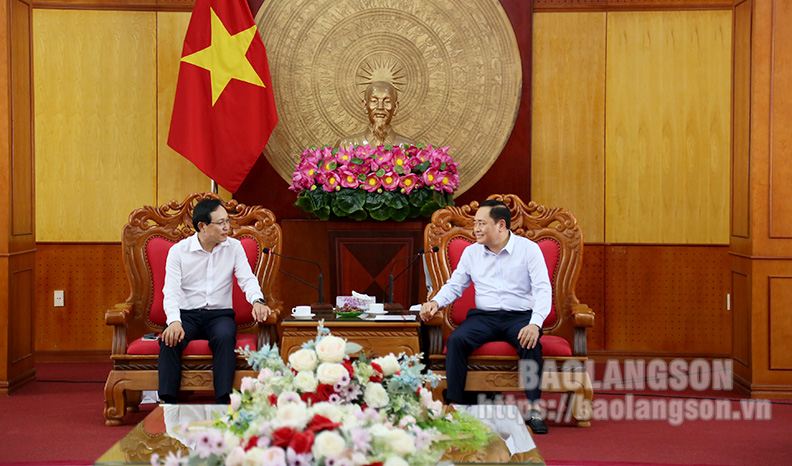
[0,367,37,396]
[587,350,732,363]
[733,372,792,399]
[35,350,110,363]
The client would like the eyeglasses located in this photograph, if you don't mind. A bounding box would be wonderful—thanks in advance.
[209,218,231,227]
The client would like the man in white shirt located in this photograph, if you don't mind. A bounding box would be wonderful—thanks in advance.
[420,199,551,434]
[158,199,271,404]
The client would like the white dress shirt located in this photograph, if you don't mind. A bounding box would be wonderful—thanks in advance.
[432,233,552,328]
[162,234,264,325]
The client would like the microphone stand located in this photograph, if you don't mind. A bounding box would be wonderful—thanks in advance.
[385,247,438,307]
[263,248,332,310]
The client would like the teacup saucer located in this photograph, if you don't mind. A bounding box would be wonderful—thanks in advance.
[365,309,387,315]
[291,313,315,319]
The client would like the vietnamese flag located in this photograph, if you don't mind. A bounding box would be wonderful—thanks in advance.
[168,0,277,193]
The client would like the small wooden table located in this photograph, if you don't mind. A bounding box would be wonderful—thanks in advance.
[279,308,422,360]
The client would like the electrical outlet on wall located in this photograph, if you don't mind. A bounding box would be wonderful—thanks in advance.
[54,290,65,307]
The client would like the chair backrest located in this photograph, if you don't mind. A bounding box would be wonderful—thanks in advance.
[424,194,583,346]
[121,193,282,340]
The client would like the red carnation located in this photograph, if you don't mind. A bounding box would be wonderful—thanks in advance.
[342,360,354,377]
[268,393,278,406]
[288,430,315,454]
[369,362,384,383]
[364,463,384,466]
[271,427,296,449]
[316,383,336,401]
[244,435,260,451]
[307,414,342,433]
[301,392,319,405]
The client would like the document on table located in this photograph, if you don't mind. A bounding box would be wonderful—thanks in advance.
[374,315,417,321]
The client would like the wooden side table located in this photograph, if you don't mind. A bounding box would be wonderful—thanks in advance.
[280,309,421,360]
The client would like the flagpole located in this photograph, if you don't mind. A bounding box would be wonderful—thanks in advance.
[211,180,218,194]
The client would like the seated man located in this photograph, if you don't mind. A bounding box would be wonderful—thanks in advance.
[158,199,271,404]
[420,199,551,434]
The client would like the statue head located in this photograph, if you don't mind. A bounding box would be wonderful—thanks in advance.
[364,81,399,128]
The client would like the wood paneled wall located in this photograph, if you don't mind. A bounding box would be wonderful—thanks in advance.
[532,10,731,245]
[33,9,228,242]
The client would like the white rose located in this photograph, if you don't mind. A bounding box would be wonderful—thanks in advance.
[225,446,245,466]
[229,393,242,411]
[257,367,273,383]
[312,431,347,459]
[288,349,318,372]
[316,362,348,385]
[363,382,389,408]
[293,371,318,392]
[242,448,265,466]
[240,376,257,394]
[315,335,347,363]
[384,457,409,466]
[223,431,241,450]
[277,391,302,406]
[351,452,368,466]
[275,402,309,430]
[378,428,415,456]
[397,415,417,428]
[310,402,344,423]
[372,355,400,376]
[261,447,286,466]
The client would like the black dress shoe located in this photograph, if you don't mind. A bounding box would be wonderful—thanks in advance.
[527,410,548,435]
[158,395,179,404]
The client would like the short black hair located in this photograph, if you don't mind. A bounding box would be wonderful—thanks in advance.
[193,198,224,231]
[479,199,511,229]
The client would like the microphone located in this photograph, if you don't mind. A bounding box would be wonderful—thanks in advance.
[263,248,324,304]
[386,246,439,304]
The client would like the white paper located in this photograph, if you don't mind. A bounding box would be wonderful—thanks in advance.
[374,315,417,321]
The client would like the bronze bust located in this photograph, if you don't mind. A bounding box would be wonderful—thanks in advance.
[337,81,415,148]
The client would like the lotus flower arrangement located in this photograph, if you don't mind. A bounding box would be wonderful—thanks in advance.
[156,323,490,466]
[290,144,459,221]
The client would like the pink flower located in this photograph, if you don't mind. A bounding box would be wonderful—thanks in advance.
[339,169,360,189]
[322,172,341,192]
[380,172,399,190]
[372,149,393,169]
[422,168,440,187]
[392,150,410,174]
[434,171,458,193]
[319,156,338,174]
[400,174,421,195]
[362,174,381,192]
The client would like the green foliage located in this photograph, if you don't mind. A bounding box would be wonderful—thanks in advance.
[294,186,454,222]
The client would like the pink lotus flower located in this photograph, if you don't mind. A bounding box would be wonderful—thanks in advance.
[372,149,393,170]
[422,168,440,186]
[391,150,410,174]
[434,171,458,193]
[339,169,360,189]
[322,172,341,192]
[380,172,400,191]
[362,174,381,192]
[399,174,421,194]
[319,156,338,173]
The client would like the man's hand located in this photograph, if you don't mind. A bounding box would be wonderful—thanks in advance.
[162,321,185,347]
[252,302,272,322]
[518,323,541,349]
[420,300,439,322]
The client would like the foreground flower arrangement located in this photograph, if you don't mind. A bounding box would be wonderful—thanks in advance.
[290,144,458,221]
[157,323,490,466]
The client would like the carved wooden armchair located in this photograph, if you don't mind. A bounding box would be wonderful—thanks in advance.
[423,194,594,426]
[103,193,282,425]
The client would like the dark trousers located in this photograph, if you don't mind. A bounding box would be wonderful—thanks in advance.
[158,308,236,403]
[445,309,543,404]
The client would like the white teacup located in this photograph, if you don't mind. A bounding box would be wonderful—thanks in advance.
[368,303,385,314]
[291,305,312,316]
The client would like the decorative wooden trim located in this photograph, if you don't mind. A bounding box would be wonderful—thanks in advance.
[588,350,733,362]
[533,0,731,11]
[32,0,194,12]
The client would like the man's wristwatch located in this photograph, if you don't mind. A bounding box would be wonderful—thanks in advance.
[253,298,267,306]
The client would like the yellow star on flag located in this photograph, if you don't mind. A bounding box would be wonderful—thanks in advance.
[181,7,265,105]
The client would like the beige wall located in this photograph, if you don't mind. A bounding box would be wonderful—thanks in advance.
[34,10,229,242]
[532,10,731,244]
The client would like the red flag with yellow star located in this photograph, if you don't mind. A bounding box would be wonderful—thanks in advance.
[168,0,277,193]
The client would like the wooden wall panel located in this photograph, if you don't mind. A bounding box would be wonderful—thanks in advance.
[156,11,230,205]
[11,0,33,238]
[9,267,34,363]
[33,10,157,242]
[576,244,605,351]
[730,267,749,367]
[731,0,751,240]
[604,245,730,354]
[605,11,731,244]
[34,243,127,353]
[769,0,792,238]
[769,276,792,369]
[532,12,606,242]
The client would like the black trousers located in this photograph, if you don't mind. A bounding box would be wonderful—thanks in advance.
[445,308,543,404]
[158,308,236,403]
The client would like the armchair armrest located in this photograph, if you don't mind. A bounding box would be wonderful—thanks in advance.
[571,303,595,328]
[257,301,283,348]
[105,303,132,326]
[421,308,445,356]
